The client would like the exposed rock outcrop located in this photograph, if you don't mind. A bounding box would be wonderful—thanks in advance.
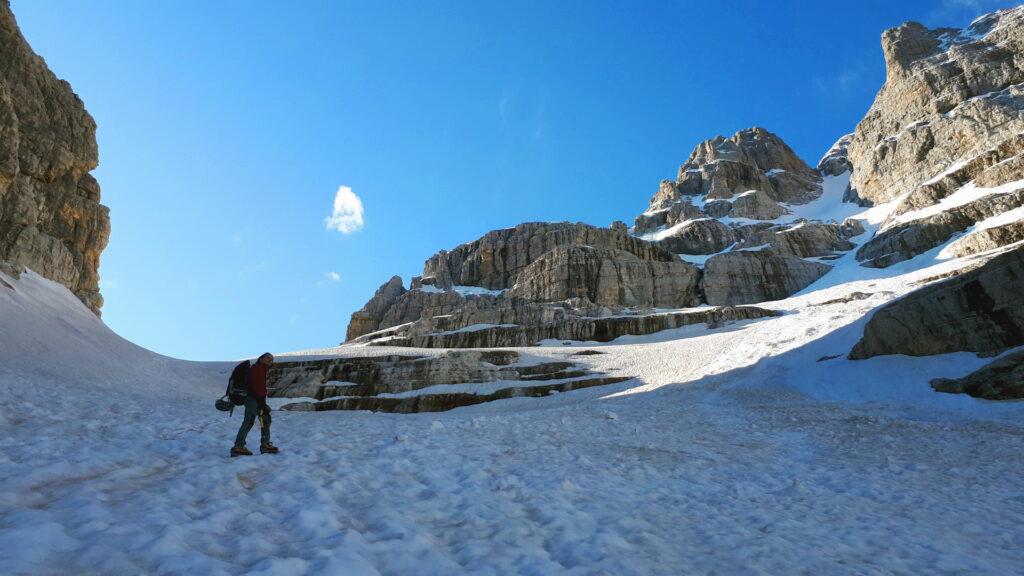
[733,222,857,258]
[817,133,853,177]
[847,8,1024,206]
[345,275,407,341]
[931,350,1024,399]
[653,218,735,254]
[507,246,702,308]
[422,222,676,291]
[0,2,109,314]
[268,350,635,413]
[850,244,1024,359]
[646,127,822,214]
[729,190,786,220]
[352,305,780,349]
[701,251,831,305]
[946,219,1024,257]
[857,187,1024,267]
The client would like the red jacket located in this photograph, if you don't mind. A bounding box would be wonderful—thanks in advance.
[249,362,269,399]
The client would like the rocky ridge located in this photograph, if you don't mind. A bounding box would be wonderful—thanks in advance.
[0,1,109,314]
[340,6,1024,406]
[346,126,859,348]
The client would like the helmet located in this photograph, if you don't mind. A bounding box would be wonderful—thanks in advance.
[215,397,233,412]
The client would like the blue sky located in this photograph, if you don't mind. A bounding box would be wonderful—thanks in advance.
[12,0,1018,360]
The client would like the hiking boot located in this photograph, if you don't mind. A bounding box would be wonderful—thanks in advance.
[260,442,279,454]
[230,444,253,457]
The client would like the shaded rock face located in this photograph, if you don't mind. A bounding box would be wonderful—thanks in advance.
[507,246,702,309]
[701,251,831,306]
[850,244,1024,359]
[931,350,1024,400]
[268,350,634,414]
[817,133,853,177]
[0,2,109,314]
[847,8,1024,206]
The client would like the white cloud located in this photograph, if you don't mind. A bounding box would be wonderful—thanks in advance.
[316,271,342,286]
[325,185,364,234]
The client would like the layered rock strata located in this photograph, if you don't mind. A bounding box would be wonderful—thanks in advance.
[0,2,109,314]
[267,350,633,413]
[351,305,780,349]
[847,8,1024,207]
[701,252,832,306]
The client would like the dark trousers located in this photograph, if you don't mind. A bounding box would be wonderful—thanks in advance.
[234,396,271,446]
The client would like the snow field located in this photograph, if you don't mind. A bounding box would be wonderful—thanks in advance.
[2,179,1024,574]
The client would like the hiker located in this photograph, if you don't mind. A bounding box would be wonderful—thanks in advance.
[231,352,280,457]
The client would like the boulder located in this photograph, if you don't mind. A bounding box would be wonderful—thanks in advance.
[0,3,110,314]
[701,251,832,305]
[931,350,1024,400]
[849,244,1024,359]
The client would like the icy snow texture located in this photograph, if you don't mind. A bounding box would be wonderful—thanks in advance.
[2,211,1024,574]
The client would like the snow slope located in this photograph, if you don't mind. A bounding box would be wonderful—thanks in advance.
[2,203,1024,574]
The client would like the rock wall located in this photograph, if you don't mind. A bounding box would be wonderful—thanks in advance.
[0,1,109,314]
[847,8,1024,206]
[849,244,1024,359]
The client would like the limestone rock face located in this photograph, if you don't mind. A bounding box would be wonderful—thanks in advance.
[650,127,821,210]
[653,218,735,255]
[729,190,786,220]
[345,275,407,341]
[946,219,1024,257]
[346,222,692,341]
[931,350,1024,400]
[857,187,1024,267]
[846,8,1024,206]
[633,199,703,235]
[422,222,676,290]
[352,305,780,349]
[734,222,856,258]
[849,244,1024,359]
[508,246,702,308]
[0,2,110,314]
[701,251,831,305]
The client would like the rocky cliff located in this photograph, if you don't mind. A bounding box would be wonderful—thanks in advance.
[0,1,109,314]
[346,6,1024,375]
[345,124,855,347]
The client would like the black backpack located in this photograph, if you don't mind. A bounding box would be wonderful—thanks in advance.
[216,360,251,415]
